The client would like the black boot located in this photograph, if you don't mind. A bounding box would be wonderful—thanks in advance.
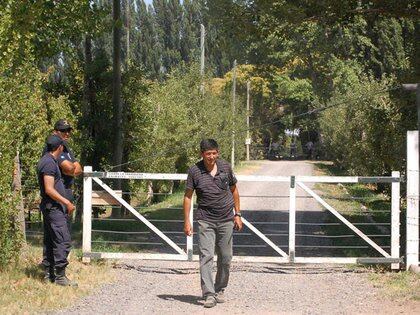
[42,265,55,283]
[55,267,78,287]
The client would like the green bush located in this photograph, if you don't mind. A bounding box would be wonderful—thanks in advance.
[127,63,246,173]
[319,59,407,176]
[0,63,75,269]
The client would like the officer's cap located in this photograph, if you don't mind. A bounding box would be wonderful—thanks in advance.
[54,119,73,131]
[46,135,64,151]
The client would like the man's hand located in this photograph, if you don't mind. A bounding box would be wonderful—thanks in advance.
[66,202,75,215]
[234,216,243,231]
[184,221,193,236]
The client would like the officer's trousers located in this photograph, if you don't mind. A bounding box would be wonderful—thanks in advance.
[41,204,71,269]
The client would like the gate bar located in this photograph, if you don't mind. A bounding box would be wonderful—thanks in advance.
[391,171,400,270]
[289,176,296,262]
[82,166,92,263]
[84,172,400,183]
[186,195,194,260]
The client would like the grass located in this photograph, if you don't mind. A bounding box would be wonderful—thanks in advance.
[0,245,115,315]
[369,271,420,301]
[234,160,264,175]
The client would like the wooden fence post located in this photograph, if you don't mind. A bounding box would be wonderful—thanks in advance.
[12,151,26,241]
[406,131,419,271]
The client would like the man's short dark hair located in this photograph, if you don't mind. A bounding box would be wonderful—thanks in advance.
[200,139,219,152]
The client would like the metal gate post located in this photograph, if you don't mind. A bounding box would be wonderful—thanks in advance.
[391,171,400,270]
[82,166,93,263]
[289,176,296,262]
[186,195,194,261]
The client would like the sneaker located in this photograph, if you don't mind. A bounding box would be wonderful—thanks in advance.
[203,295,217,308]
[215,291,226,303]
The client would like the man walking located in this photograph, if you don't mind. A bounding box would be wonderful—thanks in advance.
[37,135,77,286]
[183,139,242,308]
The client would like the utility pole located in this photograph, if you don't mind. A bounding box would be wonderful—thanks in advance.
[200,24,205,94]
[246,81,251,161]
[231,60,237,168]
[112,0,123,217]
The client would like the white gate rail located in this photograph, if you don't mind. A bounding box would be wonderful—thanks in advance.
[82,167,402,267]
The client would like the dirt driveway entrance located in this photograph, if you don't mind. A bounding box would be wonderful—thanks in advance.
[54,161,419,315]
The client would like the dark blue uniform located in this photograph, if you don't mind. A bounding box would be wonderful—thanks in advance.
[37,153,72,269]
[42,142,77,201]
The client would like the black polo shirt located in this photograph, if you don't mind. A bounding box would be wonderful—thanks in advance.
[186,159,237,222]
[37,153,67,207]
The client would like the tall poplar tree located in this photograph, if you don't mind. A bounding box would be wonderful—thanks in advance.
[112,0,124,217]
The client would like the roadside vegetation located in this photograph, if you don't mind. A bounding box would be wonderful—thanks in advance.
[370,272,420,301]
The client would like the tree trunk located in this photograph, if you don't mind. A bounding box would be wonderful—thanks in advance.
[112,0,124,217]
[12,151,26,242]
[125,0,130,69]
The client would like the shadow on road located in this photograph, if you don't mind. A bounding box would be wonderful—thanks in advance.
[157,294,202,306]
[114,261,369,276]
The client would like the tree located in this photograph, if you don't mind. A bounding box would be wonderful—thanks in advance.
[153,0,183,73]
[112,0,124,216]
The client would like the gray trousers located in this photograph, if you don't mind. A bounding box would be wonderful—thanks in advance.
[198,219,234,297]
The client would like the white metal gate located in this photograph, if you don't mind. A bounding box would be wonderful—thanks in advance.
[82,167,402,268]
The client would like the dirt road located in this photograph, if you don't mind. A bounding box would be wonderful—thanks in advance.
[54,160,418,315]
[235,160,332,257]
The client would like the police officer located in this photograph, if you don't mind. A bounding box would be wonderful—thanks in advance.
[40,119,82,279]
[43,119,83,200]
[37,135,77,286]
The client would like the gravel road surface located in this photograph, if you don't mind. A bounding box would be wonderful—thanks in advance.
[53,160,418,315]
